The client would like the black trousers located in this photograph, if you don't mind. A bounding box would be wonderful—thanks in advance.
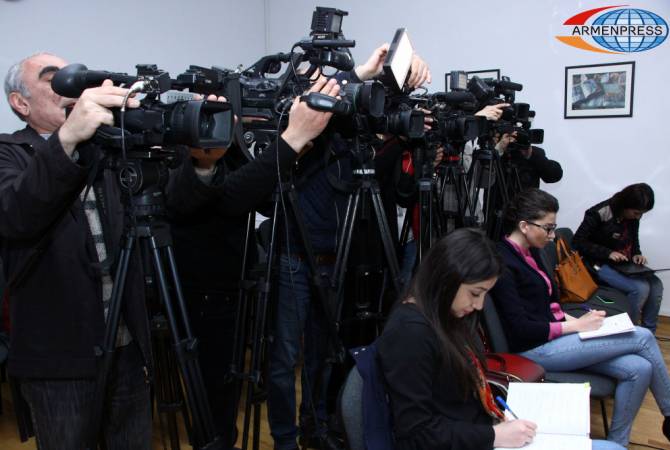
[186,290,242,449]
[20,342,151,450]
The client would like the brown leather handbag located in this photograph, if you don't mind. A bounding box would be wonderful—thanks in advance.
[555,237,598,303]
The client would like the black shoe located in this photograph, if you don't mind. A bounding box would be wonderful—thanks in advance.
[663,416,670,441]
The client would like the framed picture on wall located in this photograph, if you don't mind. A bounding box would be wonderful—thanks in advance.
[445,69,500,91]
[564,62,635,119]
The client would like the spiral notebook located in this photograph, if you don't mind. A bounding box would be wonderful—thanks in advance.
[494,383,592,450]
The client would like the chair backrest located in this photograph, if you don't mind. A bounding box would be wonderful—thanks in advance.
[555,227,575,248]
[481,295,510,353]
[541,240,558,274]
[340,367,365,450]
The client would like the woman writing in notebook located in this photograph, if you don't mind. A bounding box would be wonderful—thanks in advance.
[491,188,670,447]
[376,228,622,450]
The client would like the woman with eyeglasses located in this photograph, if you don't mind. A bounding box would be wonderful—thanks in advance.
[490,188,670,447]
[572,183,663,334]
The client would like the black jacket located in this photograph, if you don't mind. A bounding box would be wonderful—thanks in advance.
[490,240,561,353]
[507,146,563,189]
[0,127,296,378]
[0,126,151,378]
[377,303,495,450]
[572,199,641,267]
[168,140,298,292]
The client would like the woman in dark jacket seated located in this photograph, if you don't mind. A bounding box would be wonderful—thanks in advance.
[573,183,663,334]
[376,228,622,450]
[491,188,670,447]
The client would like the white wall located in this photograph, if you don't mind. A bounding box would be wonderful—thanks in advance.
[0,0,267,131]
[1,0,669,313]
[264,0,670,313]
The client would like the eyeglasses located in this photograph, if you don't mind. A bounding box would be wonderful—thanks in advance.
[525,221,557,234]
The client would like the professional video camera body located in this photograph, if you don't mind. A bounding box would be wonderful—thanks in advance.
[53,63,235,152]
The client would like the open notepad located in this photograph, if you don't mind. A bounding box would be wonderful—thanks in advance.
[578,313,635,340]
[494,383,592,450]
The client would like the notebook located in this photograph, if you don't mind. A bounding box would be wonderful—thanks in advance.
[494,383,591,450]
[611,262,670,277]
[578,313,635,340]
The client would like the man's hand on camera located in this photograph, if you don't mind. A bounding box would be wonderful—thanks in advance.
[58,79,140,156]
[355,44,431,88]
[495,132,517,153]
[406,54,431,89]
[475,103,509,121]
[355,43,390,81]
[281,77,340,154]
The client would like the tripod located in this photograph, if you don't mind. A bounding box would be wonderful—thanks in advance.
[85,153,224,450]
[436,143,477,230]
[466,141,511,240]
[331,133,402,320]
[231,179,346,450]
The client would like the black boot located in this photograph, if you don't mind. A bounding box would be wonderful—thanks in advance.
[663,416,670,441]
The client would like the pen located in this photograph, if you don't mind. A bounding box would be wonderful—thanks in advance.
[495,396,519,420]
[579,305,592,312]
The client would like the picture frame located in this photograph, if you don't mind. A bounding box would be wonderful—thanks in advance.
[564,62,635,119]
[445,69,500,91]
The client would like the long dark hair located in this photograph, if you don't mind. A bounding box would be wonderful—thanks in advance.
[408,228,502,395]
[503,188,559,235]
[610,183,655,218]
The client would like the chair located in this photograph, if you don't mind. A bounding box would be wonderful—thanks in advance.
[545,228,630,318]
[481,295,616,435]
[338,366,365,450]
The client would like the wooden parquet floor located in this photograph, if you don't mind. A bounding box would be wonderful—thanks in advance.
[2,318,670,449]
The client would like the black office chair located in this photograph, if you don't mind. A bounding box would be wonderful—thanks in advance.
[481,295,616,435]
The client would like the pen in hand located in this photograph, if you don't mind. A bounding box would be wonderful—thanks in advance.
[496,396,519,420]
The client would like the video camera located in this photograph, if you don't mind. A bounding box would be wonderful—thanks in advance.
[302,26,426,141]
[52,63,235,151]
[466,74,544,151]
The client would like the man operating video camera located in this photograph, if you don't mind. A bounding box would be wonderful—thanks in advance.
[0,51,340,449]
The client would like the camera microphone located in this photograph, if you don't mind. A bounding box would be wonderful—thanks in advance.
[496,80,523,91]
[52,63,137,98]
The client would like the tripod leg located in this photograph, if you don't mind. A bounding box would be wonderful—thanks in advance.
[86,237,136,450]
[370,187,401,293]
[332,190,358,293]
[148,242,219,449]
[241,199,280,450]
[333,188,361,308]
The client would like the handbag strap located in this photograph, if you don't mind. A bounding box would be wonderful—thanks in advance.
[556,237,571,261]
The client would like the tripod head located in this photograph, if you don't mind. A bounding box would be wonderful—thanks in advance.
[102,148,179,220]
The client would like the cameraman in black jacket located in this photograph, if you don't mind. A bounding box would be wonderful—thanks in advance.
[167,76,342,449]
[494,132,563,189]
[0,52,340,449]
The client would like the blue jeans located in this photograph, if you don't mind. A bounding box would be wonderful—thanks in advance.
[593,440,626,450]
[520,327,670,446]
[597,264,664,333]
[20,343,151,450]
[399,240,417,292]
[267,254,333,450]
